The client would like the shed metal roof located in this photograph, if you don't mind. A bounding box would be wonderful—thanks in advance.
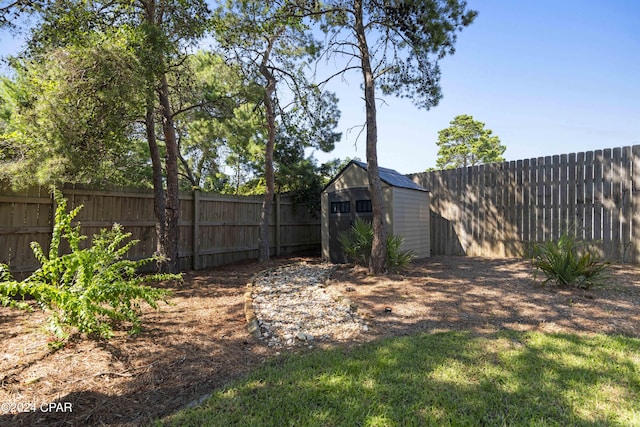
[352,161,428,192]
[323,160,428,192]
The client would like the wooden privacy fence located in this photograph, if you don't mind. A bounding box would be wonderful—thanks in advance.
[0,184,320,276]
[412,145,640,263]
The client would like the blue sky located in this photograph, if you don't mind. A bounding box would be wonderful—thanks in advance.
[1,1,639,175]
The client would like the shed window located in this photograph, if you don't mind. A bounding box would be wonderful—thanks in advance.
[330,201,350,214]
[355,199,372,213]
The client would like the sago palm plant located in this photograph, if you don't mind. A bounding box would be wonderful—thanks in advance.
[529,232,610,289]
[338,218,413,271]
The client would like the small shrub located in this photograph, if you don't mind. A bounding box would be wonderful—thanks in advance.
[338,218,373,266]
[338,218,414,271]
[528,232,610,289]
[386,233,415,270]
[0,188,181,341]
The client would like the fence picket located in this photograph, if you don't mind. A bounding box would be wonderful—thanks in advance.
[559,154,569,236]
[551,154,560,240]
[576,151,585,240]
[584,150,594,241]
[602,148,613,258]
[611,148,622,259]
[621,147,632,261]
[543,156,552,241]
[593,150,604,252]
[529,157,539,245]
[471,165,480,247]
[509,160,519,256]
[522,159,531,243]
[478,164,487,248]
[488,163,499,253]
[534,157,543,243]
[632,145,640,263]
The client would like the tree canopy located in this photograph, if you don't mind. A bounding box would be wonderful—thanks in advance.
[0,30,149,187]
[435,114,506,170]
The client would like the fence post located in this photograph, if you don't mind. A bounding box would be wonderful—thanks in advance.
[192,189,200,270]
[275,193,281,256]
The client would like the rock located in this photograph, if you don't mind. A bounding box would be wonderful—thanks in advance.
[249,263,365,349]
[295,332,315,341]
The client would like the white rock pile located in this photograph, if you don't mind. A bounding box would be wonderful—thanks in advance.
[250,263,367,348]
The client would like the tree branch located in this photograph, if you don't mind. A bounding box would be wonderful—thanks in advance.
[315,65,361,87]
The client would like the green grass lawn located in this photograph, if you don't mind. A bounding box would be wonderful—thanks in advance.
[158,331,640,427]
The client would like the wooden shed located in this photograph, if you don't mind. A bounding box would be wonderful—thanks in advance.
[321,160,430,263]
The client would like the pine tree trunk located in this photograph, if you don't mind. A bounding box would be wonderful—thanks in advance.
[355,0,387,274]
[158,74,180,273]
[258,71,276,263]
[259,140,275,262]
[145,101,167,270]
[258,37,279,263]
[141,0,177,272]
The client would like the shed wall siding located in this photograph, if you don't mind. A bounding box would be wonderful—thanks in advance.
[323,164,369,193]
[382,186,393,227]
[321,191,330,260]
[390,187,430,258]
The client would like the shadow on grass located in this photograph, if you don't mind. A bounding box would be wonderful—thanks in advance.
[160,331,640,427]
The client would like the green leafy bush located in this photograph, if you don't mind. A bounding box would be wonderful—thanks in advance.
[528,232,610,289]
[338,218,414,271]
[0,189,180,342]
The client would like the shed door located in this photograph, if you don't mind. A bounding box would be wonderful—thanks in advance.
[328,188,373,263]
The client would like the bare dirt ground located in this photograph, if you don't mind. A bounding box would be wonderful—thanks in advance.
[1,256,638,427]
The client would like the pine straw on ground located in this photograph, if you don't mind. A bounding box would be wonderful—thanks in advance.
[1,256,638,426]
